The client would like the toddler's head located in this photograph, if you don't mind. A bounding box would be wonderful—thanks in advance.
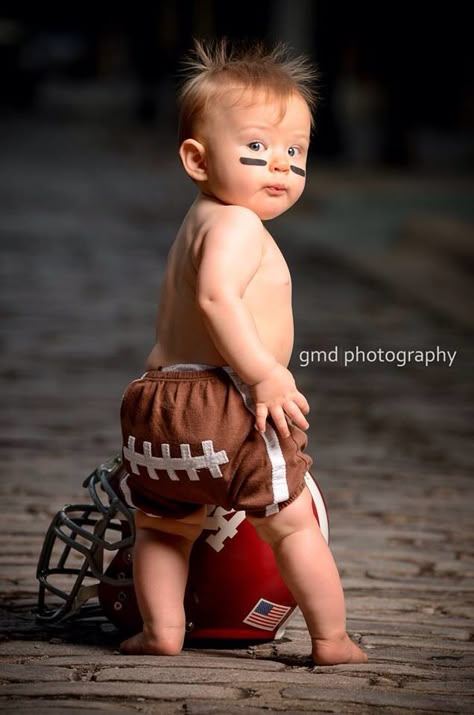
[177,39,318,146]
[177,39,319,219]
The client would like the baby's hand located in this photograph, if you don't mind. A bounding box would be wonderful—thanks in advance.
[250,364,310,438]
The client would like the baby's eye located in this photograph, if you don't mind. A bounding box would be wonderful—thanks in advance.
[248,141,264,152]
[288,146,300,157]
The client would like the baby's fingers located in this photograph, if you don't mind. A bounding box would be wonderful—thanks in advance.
[255,403,268,433]
[269,406,291,439]
[284,400,309,431]
[294,391,310,415]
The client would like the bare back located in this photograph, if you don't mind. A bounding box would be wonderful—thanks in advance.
[146,196,294,372]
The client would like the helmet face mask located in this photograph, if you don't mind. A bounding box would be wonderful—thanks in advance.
[36,458,135,624]
[37,459,329,642]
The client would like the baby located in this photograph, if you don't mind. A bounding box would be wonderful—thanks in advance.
[119,39,367,665]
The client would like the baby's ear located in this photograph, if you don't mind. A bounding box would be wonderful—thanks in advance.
[179,139,207,182]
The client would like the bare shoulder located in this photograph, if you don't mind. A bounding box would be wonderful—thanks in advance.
[189,202,266,276]
[203,204,265,246]
[216,204,263,227]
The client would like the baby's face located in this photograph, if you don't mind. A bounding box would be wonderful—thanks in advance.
[199,89,311,220]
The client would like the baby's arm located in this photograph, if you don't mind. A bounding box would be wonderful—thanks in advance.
[196,207,309,438]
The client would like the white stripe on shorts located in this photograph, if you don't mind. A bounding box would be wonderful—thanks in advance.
[223,367,290,514]
[304,472,329,543]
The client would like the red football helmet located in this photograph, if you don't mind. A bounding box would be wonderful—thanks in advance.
[37,457,329,641]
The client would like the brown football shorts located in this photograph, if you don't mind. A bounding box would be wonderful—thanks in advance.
[119,365,312,519]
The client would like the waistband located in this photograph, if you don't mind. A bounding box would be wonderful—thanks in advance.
[142,363,231,381]
[136,363,255,414]
[161,363,220,372]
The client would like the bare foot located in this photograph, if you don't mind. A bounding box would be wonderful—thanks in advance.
[120,630,182,656]
[312,634,368,665]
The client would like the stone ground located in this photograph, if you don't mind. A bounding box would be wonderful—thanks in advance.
[0,95,473,714]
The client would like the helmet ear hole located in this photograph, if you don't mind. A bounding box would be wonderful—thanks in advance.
[98,549,141,634]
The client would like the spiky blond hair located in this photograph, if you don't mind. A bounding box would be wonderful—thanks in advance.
[177,38,318,145]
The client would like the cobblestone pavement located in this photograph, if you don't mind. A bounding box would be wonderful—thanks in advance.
[0,110,473,714]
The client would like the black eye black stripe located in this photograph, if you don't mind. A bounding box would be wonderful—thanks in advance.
[290,165,305,177]
[240,157,267,166]
[240,157,305,177]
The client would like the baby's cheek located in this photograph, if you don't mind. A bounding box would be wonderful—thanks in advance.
[289,183,306,206]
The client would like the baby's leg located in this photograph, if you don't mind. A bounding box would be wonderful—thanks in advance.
[120,507,207,656]
[247,487,367,665]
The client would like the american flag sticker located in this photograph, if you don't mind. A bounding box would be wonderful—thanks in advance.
[243,598,291,631]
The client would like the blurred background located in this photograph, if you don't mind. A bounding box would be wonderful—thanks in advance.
[1,1,473,167]
[1,5,473,676]
[0,1,473,494]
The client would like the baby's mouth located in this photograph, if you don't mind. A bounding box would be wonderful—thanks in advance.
[265,184,287,194]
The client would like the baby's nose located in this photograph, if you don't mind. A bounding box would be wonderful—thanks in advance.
[269,152,290,172]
